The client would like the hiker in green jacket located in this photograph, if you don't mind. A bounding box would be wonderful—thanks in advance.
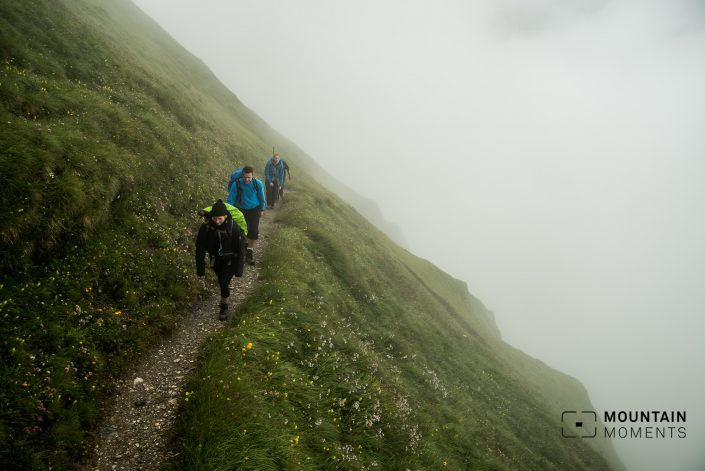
[195,200,248,320]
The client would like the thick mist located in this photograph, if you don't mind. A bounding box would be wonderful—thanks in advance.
[133,1,705,469]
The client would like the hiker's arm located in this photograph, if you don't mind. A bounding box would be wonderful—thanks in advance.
[226,182,237,206]
[195,225,207,276]
[258,181,267,210]
[264,161,273,185]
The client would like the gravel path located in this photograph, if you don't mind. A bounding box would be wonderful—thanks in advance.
[80,213,274,471]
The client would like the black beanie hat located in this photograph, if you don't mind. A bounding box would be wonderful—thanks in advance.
[210,199,229,217]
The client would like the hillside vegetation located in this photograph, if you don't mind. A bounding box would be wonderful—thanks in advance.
[170,190,617,470]
[0,0,620,469]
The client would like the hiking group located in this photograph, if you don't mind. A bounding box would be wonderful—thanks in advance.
[195,153,290,320]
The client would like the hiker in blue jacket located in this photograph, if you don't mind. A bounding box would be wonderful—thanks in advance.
[226,165,266,266]
[264,152,290,208]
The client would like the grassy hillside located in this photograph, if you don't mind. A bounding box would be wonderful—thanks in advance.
[0,0,275,467]
[168,187,616,470]
[0,0,620,469]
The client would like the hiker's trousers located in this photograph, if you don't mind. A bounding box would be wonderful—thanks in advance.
[266,181,280,207]
[212,257,236,298]
[240,207,262,240]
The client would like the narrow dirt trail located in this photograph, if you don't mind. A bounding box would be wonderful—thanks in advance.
[81,212,275,471]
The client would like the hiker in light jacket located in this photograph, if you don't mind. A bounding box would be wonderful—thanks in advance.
[226,165,266,266]
[264,153,290,208]
[195,199,247,320]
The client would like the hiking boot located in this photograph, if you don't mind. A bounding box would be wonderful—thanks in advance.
[246,248,255,266]
[218,303,228,321]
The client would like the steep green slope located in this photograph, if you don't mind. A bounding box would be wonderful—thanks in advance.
[169,187,616,470]
[0,0,274,467]
[0,0,620,469]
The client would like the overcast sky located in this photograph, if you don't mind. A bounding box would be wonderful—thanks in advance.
[132,1,705,469]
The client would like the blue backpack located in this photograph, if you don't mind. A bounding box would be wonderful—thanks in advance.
[227,167,244,192]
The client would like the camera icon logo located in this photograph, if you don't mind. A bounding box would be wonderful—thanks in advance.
[562,410,597,438]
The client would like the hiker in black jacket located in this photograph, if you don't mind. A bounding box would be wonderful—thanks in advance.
[195,199,247,320]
